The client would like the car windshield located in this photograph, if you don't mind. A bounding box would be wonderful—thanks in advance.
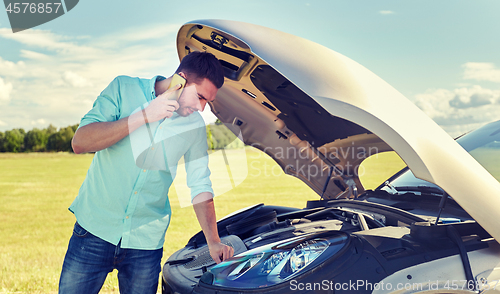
[380,120,500,193]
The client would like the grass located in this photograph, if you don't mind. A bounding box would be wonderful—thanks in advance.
[0,153,95,293]
[0,149,404,293]
[358,151,406,189]
[469,148,500,181]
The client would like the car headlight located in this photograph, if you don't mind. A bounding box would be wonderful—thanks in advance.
[206,232,349,289]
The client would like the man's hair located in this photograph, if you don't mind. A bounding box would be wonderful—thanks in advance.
[176,51,225,89]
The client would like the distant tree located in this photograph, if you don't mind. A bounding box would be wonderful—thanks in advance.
[47,126,75,152]
[46,124,58,135]
[24,128,49,152]
[206,125,214,150]
[3,129,25,152]
[207,123,244,150]
[0,131,5,152]
[70,124,79,133]
[61,126,75,152]
[0,124,81,153]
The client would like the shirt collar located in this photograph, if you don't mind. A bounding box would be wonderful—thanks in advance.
[150,75,166,98]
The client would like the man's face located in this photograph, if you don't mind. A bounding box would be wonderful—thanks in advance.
[176,77,218,117]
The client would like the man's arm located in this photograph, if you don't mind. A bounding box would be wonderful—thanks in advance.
[193,193,234,263]
[72,84,181,154]
[72,112,142,154]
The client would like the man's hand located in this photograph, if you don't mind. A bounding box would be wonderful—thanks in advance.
[193,196,235,264]
[143,84,181,122]
[208,242,234,264]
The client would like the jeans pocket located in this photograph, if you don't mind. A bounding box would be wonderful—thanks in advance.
[73,222,89,237]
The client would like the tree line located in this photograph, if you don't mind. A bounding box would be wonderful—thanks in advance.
[0,124,78,153]
[0,120,243,153]
[207,119,245,150]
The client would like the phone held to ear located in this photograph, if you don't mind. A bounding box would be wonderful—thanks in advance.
[167,74,186,101]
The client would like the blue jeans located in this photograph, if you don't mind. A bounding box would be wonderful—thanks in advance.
[59,222,163,294]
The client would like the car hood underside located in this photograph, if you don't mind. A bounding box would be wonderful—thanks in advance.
[176,19,500,242]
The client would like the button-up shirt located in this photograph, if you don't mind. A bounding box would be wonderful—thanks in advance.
[69,75,213,249]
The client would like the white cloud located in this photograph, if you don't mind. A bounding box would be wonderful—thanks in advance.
[0,120,7,126]
[20,49,50,60]
[379,10,395,15]
[463,62,500,83]
[414,63,500,136]
[0,28,97,57]
[449,88,497,109]
[0,57,26,78]
[62,71,92,88]
[100,24,181,45]
[415,85,500,136]
[31,118,46,126]
[0,24,180,131]
[0,77,13,104]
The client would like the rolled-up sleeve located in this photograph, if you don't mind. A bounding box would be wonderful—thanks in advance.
[185,126,213,202]
[79,77,122,128]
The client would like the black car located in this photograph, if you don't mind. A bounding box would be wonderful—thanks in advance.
[162,20,500,294]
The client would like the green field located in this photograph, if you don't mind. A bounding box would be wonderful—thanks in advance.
[0,149,404,293]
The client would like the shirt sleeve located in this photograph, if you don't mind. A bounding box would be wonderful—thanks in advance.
[185,124,214,202]
[78,77,122,129]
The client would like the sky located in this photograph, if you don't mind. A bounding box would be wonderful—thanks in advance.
[1,0,500,136]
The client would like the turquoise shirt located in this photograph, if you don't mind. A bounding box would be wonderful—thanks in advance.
[70,75,213,250]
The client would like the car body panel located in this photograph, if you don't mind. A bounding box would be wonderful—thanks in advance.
[371,242,500,293]
[176,19,500,242]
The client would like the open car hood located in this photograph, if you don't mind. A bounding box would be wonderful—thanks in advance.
[176,20,500,241]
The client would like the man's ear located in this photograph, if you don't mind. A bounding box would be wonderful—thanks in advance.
[178,72,187,79]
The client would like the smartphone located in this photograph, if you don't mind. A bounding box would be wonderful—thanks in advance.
[167,73,187,101]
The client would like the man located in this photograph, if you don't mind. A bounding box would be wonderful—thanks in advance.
[59,51,234,294]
